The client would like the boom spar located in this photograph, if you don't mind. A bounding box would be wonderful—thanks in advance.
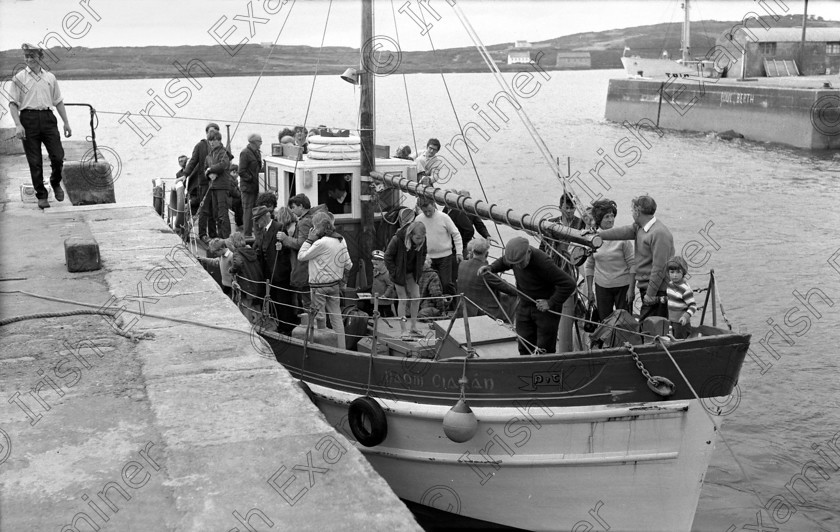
[371,172,602,249]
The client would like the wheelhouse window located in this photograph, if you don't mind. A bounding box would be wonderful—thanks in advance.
[827,42,840,55]
[318,173,353,216]
[284,171,296,198]
[758,42,777,54]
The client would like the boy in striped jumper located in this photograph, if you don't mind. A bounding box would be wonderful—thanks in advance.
[666,256,697,339]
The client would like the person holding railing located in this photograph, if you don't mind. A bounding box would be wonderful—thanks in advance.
[184,123,220,241]
[204,130,232,239]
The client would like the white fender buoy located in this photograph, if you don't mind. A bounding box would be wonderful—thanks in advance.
[443,399,478,443]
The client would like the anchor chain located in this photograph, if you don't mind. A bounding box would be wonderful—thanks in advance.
[624,342,676,397]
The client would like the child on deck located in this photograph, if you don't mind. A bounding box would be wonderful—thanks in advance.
[666,256,697,339]
[359,250,397,317]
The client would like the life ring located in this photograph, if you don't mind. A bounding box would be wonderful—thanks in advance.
[307,135,361,160]
[348,396,388,447]
[308,135,361,145]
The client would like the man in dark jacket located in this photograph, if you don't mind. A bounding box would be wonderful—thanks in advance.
[444,189,492,256]
[204,130,232,239]
[184,122,219,240]
[239,133,262,237]
[278,194,328,312]
[253,205,296,333]
[480,237,576,355]
[459,238,517,322]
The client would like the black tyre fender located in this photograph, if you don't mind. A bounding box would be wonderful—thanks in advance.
[348,396,388,447]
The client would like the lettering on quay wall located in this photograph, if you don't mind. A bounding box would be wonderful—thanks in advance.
[381,371,494,391]
[720,92,756,105]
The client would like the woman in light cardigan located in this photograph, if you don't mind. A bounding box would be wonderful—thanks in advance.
[585,199,635,321]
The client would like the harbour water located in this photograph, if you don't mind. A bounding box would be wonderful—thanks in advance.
[51,69,840,531]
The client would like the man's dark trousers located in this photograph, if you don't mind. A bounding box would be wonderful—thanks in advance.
[516,302,561,355]
[431,255,455,295]
[20,110,64,200]
[242,190,258,236]
[210,188,231,239]
[198,184,217,238]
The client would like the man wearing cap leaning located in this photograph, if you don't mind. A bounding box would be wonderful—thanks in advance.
[9,44,72,210]
[479,236,576,355]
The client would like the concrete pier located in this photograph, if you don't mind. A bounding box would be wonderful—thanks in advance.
[0,153,420,531]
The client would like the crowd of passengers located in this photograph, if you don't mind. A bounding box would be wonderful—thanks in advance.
[178,124,697,354]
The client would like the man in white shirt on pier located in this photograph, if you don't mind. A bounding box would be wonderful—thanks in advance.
[9,43,72,210]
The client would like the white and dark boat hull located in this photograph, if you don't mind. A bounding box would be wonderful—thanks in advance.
[315,384,720,531]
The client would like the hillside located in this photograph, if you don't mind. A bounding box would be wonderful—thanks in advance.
[1,14,837,80]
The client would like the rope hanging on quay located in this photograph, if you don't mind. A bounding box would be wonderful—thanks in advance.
[0,289,271,356]
[0,308,117,327]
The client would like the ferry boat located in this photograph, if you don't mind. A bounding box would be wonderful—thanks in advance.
[619,0,717,79]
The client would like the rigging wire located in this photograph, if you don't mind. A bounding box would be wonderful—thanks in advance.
[229,0,298,144]
[416,6,506,247]
[389,0,419,156]
[291,0,335,195]
[302,0,334,129]
[446,3,591,221]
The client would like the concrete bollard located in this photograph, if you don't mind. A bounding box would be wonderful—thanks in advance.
[64,237,101,272]
[62,159,116,205]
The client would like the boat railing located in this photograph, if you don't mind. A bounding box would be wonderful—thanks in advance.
[696,269,731,330]
[238,261,736,359]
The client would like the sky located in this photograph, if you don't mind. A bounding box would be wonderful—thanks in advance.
[1,0,839,52]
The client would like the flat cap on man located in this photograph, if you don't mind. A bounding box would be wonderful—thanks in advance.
[504,237,530,265]
[21,43,42,54]
[251,205,271,220]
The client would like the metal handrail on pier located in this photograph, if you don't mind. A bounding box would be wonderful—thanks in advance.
[63,103,99,162]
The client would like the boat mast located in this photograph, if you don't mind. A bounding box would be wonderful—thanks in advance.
[360,0,375,282]
[682,0,690,62]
